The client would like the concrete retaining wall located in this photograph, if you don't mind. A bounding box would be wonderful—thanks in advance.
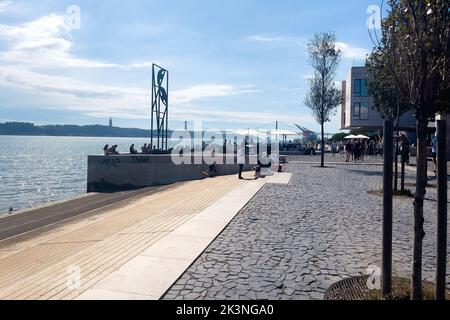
[87,154,256,192]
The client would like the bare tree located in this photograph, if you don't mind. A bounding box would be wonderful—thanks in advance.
[305,32,342,168]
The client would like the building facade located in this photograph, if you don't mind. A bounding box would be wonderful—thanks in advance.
[338,67,416,130]
[339,66,450,160]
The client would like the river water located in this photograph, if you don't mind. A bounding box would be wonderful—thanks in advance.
[0,135,178,214]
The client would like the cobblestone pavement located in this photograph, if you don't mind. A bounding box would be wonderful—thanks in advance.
[163,163,450,300]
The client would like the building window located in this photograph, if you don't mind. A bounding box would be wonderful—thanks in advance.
[361,80,368,97]
[353,102,369,120]
[354,79,369,97]
[353,102,361,119]
[360,102,369,120]
[354,79,361,97]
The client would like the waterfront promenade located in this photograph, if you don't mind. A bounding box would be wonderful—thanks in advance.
[0,170,290,300]
[0,155,448,300]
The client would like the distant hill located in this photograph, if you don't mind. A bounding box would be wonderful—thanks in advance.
[0,122,161,138]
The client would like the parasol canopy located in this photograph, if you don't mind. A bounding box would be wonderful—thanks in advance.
[233,129,264,136]
[270,129,298,136]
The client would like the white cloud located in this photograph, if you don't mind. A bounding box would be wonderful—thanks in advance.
[0,66,146,99]
[0,65,149,117]
[0,66,304,125]
[0,64,305,126]
[0,65,264,123]
[0,13,291,126]
[0,14,152,69]
[171,84,260,103]
[169,107,314,125]
[0,1,12,13]
[248,35,282,42]
[247,35,307,47]
[0,14,221,120]
[336,42,369,60]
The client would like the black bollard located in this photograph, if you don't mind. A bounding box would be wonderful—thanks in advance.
[436,119,447,300]
[382,119,393,295]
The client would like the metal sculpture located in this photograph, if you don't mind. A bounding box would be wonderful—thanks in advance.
[151,64,169,152]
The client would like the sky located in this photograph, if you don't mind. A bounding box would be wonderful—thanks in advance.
[0,0,380,133]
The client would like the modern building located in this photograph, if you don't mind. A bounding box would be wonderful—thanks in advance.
[109,117,113,128]
[338,66,416,131]
[339,66,450,160]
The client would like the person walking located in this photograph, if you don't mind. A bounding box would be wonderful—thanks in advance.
[331,142,337,158]
[360,141,366,161]
[399,136,408,164]
[354,141,361,163]
[345,141,353,163]
[431,135,437,175]
[237,144,245,180]
[401,135,410,164]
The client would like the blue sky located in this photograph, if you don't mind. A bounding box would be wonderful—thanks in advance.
[0,0,379,132]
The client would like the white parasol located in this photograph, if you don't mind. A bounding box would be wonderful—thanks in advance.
[233,129,264,136]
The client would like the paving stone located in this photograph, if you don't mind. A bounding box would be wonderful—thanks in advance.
[247,291,257,300]
[224,282,236,290]
[184,293,201,300]
[163,163,450,300]
[192,286,205,293]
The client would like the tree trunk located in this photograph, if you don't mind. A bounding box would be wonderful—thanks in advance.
[411,118,427,300]
[382,120,393,295]
[321,122,325,167]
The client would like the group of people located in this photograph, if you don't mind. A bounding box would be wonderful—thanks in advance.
[141,143,158,154]
[201,146,282,180]
[280,142,319,155]
[237,148,282,180]
[344,140,368,163]
[333,135,412,164]
[103,144,119,155]
[280,142,303,152]
[328,139,385,162]
[103,143,159,155]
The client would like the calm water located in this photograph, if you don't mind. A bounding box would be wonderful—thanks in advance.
[0,136,178,214]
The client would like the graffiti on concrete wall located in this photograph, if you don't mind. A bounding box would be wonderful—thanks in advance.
[129,156,153,164]
[100,157,121,168]
[99,156,154,168]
